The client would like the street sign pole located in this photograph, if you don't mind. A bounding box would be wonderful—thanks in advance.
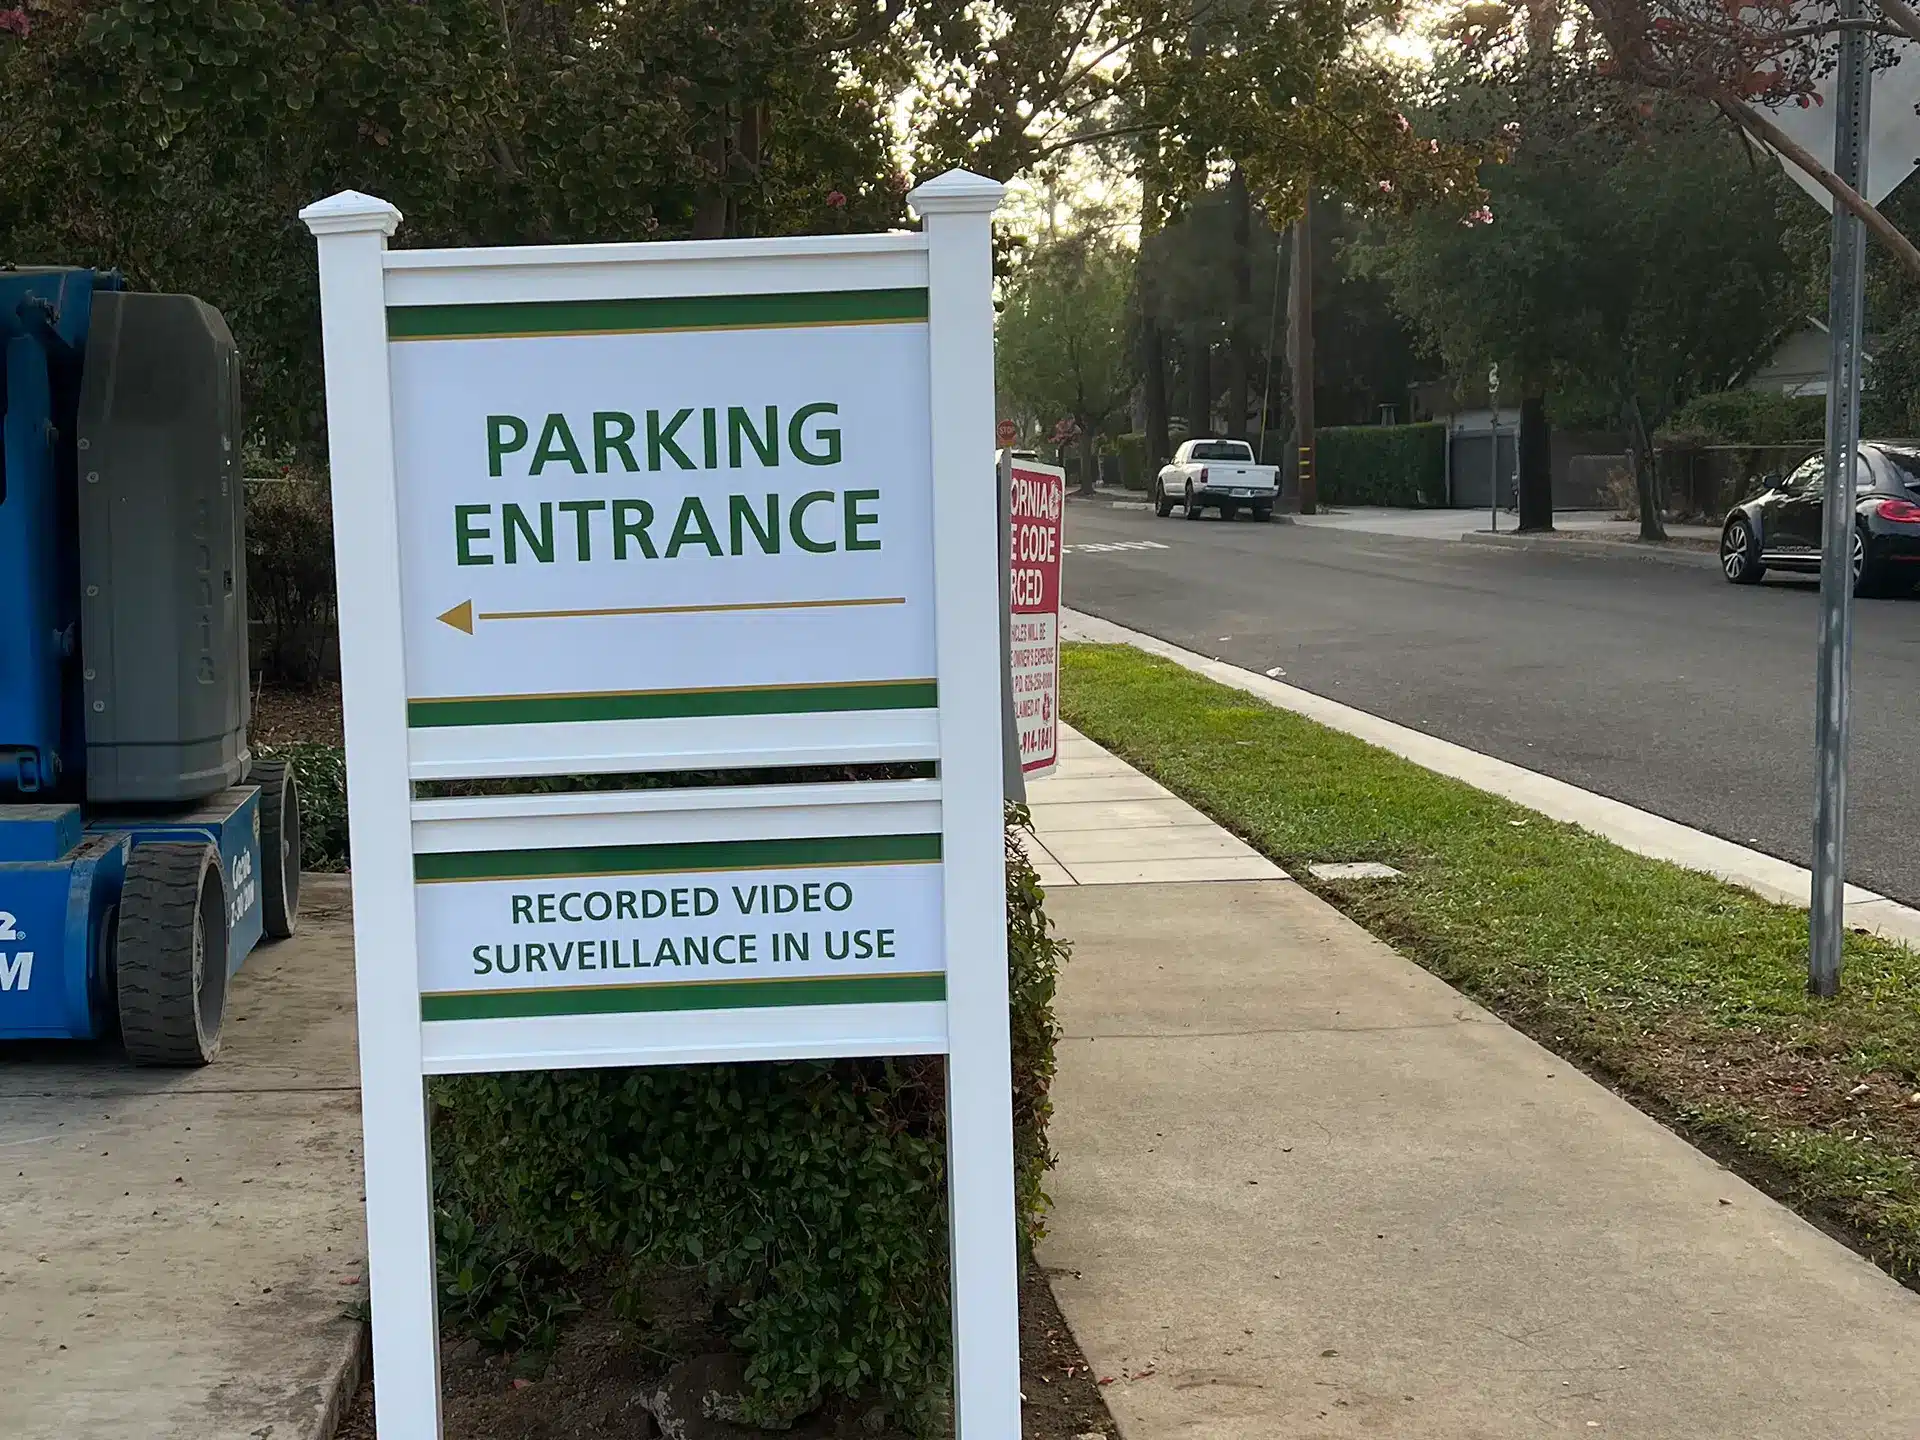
[1487,364,1500,535]
[1810,0,1872,998]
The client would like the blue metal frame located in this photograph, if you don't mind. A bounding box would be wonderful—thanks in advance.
[0,266,268,1048]
[0,794,264,1041]
[0,268,121,796]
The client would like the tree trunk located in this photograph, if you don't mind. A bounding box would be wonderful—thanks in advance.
[1186,325,1212,438]
[1517,389,1554,532]
[692,120,730,239]
[1139,167,1174,465]
[1077,426,1099,497]
[1289,199,1316,514]
[1226,167,1253,439]
[1143,319,1172,465]
[1624,394,1667,542]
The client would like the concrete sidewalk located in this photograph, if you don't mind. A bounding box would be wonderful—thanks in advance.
[0,875,367,1440]
[1029,734,1920,1438]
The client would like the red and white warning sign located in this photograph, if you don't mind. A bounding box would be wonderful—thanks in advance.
[1009,458,1066,779]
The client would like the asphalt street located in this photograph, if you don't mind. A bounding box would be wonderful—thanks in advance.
[1061,499,1920,906]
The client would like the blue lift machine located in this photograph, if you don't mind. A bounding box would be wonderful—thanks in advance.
[0,266,300,1065]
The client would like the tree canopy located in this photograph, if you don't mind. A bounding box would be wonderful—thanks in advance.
[996,232,1136,483]
[1,0,916,455]
[1350,25,1803,432]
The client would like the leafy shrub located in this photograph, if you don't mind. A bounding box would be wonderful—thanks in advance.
[1112,431,1150,490]
[431,812,1067,1429]
[280,737,1068,1426]
[1658,390,1825,446]
[1316,422,1446,506]
[246,472,338,686]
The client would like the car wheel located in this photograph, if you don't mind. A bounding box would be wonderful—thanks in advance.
[1852,525,1891,597]
[1153,478,1174,518]
[1184,481,1202,520]
[1720,514,1764,584]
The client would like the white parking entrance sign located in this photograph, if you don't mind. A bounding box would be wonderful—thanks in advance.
[304,169,1020,1438]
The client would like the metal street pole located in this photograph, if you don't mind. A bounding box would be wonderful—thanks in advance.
[1487,364,1500,535]
[1256,238,1286,463]
[1810,0,1872,998]
[1290,199,1316,513]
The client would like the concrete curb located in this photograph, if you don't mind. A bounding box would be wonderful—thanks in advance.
[1460,529,1719,568]
[1061,607,1920,948]
[306,1322,369,1440]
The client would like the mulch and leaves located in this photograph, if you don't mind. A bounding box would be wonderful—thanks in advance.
[253,678,343,747]
[1062,641,1920,1290]
[334,1254,1117,1440]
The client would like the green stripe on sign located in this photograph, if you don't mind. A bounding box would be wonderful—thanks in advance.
[407,680,937,728]
[415,832,942,883]
[421,971,946,1021]
[388,288,929,341]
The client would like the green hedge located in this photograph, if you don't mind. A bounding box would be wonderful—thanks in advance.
[1315,422,1446,507]
[433,814,1063,1430]
[1112,431,1150,490]
[1658,390,1825,446]
[271,744,1065,1431]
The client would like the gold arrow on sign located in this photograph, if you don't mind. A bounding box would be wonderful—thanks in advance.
[436,595,906,633]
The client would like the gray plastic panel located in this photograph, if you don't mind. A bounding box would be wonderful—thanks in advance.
[75,293,250,803]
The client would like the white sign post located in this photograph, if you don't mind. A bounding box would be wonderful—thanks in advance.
[302,168,1018,1438]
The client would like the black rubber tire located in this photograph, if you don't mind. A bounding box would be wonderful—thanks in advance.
[1252,505,1274,523]
[1153,479,1175,518]
[116,843,229,1067]
[1184,482,1203,520]
[253,758,302,940]
[1720,514,1765,585]
[1853,525,1892,598]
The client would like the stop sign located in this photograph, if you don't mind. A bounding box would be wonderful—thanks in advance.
[996,418,1018,447]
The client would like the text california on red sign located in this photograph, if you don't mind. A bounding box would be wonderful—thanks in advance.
[1008,459,1065,779]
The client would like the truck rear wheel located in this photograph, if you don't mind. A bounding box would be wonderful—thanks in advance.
[253,757,302,940]
[116,842,229,1066]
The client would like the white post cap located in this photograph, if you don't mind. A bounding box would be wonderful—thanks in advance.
[300,190,404,237]
[907,168,1006,218]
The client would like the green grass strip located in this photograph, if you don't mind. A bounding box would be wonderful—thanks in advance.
[388,287,928,341]
[416,832,940,883]
[1061,641,1920,1287]
[422,971,945,1021]
[407,680,936,728]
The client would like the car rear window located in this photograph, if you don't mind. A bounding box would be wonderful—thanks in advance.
[1189,441,1255,461]
[1875,447,1920,492]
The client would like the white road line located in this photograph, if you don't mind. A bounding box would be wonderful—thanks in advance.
[1062,606,1920,949]
[1063,540,1170,555]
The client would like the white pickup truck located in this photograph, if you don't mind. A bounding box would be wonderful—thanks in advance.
[1154,438,1279,521]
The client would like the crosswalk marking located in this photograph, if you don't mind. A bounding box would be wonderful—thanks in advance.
[1064,540,1171,554]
